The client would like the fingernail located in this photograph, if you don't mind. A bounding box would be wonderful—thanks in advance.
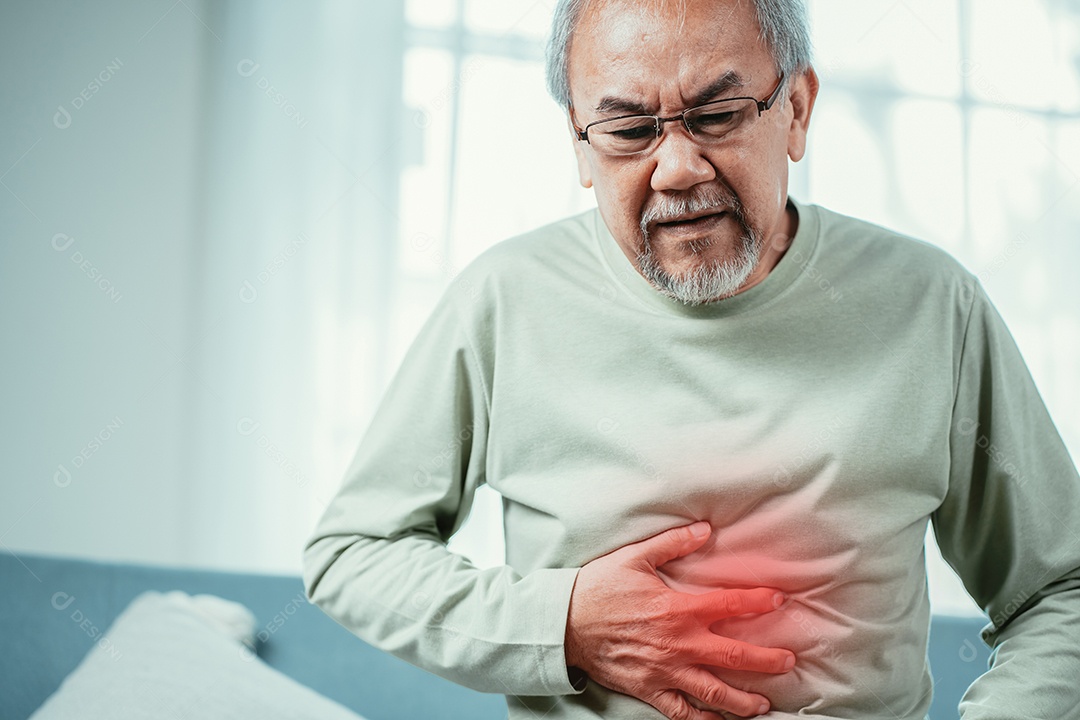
[757,702,769,714]
[772,592,786,608]
[689,521,710,538]
[784,654,795,670]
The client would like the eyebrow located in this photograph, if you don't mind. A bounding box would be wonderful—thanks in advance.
[592,70,748,116]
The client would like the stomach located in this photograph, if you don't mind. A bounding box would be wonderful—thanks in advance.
[652,506,934,718]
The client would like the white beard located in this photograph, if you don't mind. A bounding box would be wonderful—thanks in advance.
[637,225,762,306]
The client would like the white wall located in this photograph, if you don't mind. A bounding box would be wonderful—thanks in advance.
[1,0,210,568]
[1,0,410,576]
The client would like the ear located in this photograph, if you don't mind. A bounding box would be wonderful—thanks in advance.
[785,67,819,163]
[567,113,594,189]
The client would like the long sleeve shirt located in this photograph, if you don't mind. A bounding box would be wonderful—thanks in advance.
[302,197,1080,719]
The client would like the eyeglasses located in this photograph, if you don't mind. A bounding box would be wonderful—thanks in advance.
[570,74,786,157]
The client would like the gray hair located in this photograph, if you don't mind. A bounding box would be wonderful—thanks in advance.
[544,0,813,107]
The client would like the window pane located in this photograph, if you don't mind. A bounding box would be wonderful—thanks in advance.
[807,90,892,225]
[398,48,455,279]
[1052,3,1080,112]
[968,108,1051,268]
[892,99,965,252]
[465,0,553,40]
[967,0,1057,110]
[406,0,457,29]
[450,54,595,268]
[807,92,964,250]
[808,0,961,98]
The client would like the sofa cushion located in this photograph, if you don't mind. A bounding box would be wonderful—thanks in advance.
[27,589,368,720]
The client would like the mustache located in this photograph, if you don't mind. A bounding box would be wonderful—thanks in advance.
[639,187,747,233]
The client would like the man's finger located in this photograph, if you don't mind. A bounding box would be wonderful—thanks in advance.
[687,586,787,620]
[648,688,730,720]
[686,634,796,674]
[671,669,772,718]
[629,521,713,570]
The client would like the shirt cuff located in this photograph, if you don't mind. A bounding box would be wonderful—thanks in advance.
[532,566,588,696]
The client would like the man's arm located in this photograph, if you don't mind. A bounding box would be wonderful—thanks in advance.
[301,279,584,697]
[933,277,1080,719]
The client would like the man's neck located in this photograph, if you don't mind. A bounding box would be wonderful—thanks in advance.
[732,200,798,296]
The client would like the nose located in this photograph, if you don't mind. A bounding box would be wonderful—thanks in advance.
[649,122,717,193]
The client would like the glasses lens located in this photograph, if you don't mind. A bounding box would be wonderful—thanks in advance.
[684,99,755,140]
[589,116,658,155]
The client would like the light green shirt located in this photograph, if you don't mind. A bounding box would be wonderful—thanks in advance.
[303,198,1080,719]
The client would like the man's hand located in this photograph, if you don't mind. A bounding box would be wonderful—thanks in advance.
[564,521,795,719]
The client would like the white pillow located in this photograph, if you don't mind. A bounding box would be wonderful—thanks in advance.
[29,590,368,720]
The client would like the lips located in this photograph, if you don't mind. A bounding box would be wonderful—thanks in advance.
[652,212,729,242]
[658,211,727,227]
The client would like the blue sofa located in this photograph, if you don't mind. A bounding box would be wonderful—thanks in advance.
[0,552,990,719]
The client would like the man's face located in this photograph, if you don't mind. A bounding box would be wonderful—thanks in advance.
[567,0,816,304]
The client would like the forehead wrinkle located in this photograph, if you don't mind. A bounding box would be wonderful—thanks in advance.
[593,70,748,116]
[576,0,689,67]
[683,70,748,107]
[581,0,690,31]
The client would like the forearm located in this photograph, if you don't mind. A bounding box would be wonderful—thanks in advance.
[303,530,584,697]
[959,573,1080,719]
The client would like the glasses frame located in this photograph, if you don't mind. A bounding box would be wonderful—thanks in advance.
[570,73,787,156]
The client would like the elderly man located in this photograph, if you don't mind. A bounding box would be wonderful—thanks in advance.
[302,0,1080,718]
